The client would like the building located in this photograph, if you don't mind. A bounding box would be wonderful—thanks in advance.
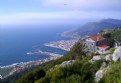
[85,35,110,54]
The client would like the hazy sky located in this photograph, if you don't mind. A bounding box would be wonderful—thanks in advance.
[0,0,121,25]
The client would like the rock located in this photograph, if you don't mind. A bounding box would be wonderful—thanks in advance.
[92,55,101,61]
[101,62,107,68]
[112,46,121,61]
[60,60,75,67]
[105,54,112,61]
[95,70,103,83]
[89,55,102,63]
[95,63,109,83]
[0,75,2,79]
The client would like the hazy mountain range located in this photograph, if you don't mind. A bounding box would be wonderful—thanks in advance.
[62,18,121,37]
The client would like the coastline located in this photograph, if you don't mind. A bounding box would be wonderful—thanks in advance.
[0,39,77,79]
[0,52,63,79]
[45,44,69,51]
[44,39,78,51]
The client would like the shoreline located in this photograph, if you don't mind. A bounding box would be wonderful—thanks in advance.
[0,52,63,79]
[0,39,77,79]
[44,39,78,51]
[0,55,62,69]
[45,44,69,51]
[0,37,77,68]
[0,50,63,68]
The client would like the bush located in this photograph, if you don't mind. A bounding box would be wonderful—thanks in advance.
[109,48,115,54]
[17,69,45,83]
[100,62,121,83]
[36,58,102,83]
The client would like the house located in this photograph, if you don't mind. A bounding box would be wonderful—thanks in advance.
[85,35,110,54]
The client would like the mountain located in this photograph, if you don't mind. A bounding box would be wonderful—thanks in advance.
[62,19,121,37]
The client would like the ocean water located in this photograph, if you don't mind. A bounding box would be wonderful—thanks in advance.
[0,24,77,66]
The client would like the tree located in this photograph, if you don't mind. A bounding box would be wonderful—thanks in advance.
[70,41,86,60]
[102,32,111,38]
[17,69,45,83]
[34,69,45,80]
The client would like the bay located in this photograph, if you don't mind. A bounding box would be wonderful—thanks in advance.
[0,24,78,66]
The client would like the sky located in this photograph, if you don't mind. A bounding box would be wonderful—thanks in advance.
[0,0,121,25]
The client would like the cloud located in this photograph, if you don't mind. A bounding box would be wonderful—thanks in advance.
[0,10,121,25]
[42,0,121,10]
[0,11,80,25]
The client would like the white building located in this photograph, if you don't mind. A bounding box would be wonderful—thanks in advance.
[85,35,110,54]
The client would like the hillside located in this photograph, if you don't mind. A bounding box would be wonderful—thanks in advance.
[62,19,121,37]
[17,40,103,83]
[1,41,87,83]
[1,28,121,83]
[16,27,121,83]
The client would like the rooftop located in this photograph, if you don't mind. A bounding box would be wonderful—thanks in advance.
[90,35,106,42]
[97,45,110,49]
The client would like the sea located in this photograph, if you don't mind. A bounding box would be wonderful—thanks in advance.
[0,24,80,66]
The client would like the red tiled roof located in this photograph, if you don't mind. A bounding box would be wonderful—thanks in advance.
[90,35,106,42]
[97,45,110,49]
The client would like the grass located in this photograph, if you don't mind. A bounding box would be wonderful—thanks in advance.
[109,48,116,54]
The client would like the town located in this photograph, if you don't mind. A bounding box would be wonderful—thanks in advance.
[44,39,78,51]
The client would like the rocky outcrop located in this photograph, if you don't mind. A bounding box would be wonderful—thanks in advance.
[60,60,76,67]
[105,54,112,61]
[95,46,121,83]
[95,70,103,83]
[95,62,109,83]
[89,55,104,63]
[112,46,121,61]
[92,46,121,83]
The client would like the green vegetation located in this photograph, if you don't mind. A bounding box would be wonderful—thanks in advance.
[98,28,121,83]
[16,41,104,83]
[17,69,45,83]
[101,48,115,56]
[109,28,121,42]
[92,52,100,56]
[101,27,121,43]
[16,41,87,83]
[100,28,121,48]
[100,62,121,83]
[36,59,103,83]
[109,48,116,54]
